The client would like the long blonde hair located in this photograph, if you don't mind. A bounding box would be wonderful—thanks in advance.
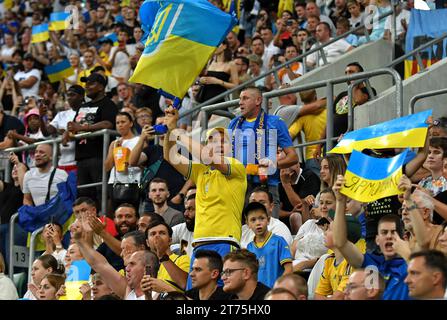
[320,154,347,190]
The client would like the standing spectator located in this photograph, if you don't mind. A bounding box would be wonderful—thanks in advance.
[229,86,298,218]
[0,33,17,65]
[306,22,353,68]
[41,223,67,264]
[405,250,447,300]
[226,31,241,57]
[13,53,41,98]
[67,73,118,203]
[344,269,385,300]
[418,137,447,196]
[222,249,271,300]
[22,144,68,206]
[347,0,365,32]
[260,26,281,69]
[328,0,351,25]
[245,202,293,288]
[332,175,410,300]
[116,83,134,111]
[186,250,232,300]
[247,54,265,87]
[0,108,25,150]
[233,56,251,98]
[241,187,293,248]
[294,2,308,28]
[251,36,269,73]
[148,178,184,227]
[78,49,101,82]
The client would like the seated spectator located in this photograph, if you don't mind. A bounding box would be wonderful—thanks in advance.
[226,31,240,57]
[222,249,271,300]
[80,272,115,300]
[0,109,25,150]
[148,178,185,227]
[13,53,41,98]
[134,107,153,133]
[292,28,313,54]
[64,243,84,271]
[332,175,410,300]
[116,83,134,111]
[24,254,64,300]
[241,187,293,248]
[314,213,363,300]
[305,1,337,34]
[328,0,350,25]
[42,223,67,264]
[120,231,148,266]
[37,273,66,300]
[251,36,269,73]
[277,44,304,84]
[418,137,447,196]
[306,22,353,68]
[336,17,359,47]
[357,1,392,46]
[432,117,447,137]
[405,250,447,300]
[264,287,297,300]
[344,269,385,300]
[185,250,232,300]
[0,252,18,300]
[306,14,320,39]
[172,188,196,257]
[247,54,266,87]
[347,0,365,32]
[244,202,293,288]
[273,272,309,300]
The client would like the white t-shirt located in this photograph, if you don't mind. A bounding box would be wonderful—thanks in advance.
[0,273,19,300]
[109,47,131,80]
[14,68,41,98]
[171,223,194,257]
[1,45,16,60]
[108,136,142,184]
[262,41,281,71]
[349,12,365,28]
[307,38,352,67]
[23,167,68,206]
[50,109,77,166]
[126,289,145,300]
[240,217,293,248]
[385,9,411,35]
[292,219,328,267]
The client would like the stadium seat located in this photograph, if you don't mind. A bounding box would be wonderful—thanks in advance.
[13,272,27,298]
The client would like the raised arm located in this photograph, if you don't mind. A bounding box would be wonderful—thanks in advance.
[332,175,365,268]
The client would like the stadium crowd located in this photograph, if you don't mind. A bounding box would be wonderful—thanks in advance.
[1,0,447,301]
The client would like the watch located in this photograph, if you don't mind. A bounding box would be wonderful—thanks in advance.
[159,255,170,263]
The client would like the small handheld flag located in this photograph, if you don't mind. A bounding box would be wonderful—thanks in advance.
[45,59,74,83]
[32,24,49,43]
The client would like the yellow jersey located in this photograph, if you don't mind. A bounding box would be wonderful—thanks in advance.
[157,253,190,292]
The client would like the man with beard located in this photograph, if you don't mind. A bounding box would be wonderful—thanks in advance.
[66,73,118,203]
[72,217,159,300]
[172,188,196,257]
[148,178,184,227]
[90,203,139,271]
[23,144,68,206]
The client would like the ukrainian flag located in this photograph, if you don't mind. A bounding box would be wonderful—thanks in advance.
[49,12,70,31]
[45,59,74,83]
[102,33,119,46]
[341,149,408,203]
[59,259,91,300]
[31,24,49,43]
[329,109,431,154]
[130,0,237,99]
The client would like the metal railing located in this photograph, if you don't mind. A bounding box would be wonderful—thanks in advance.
[6,129,118,280]
[409,88,447,115]
[179,9,394,120]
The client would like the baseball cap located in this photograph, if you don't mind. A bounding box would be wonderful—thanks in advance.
[205,127,230,143]
[327,209,362,244]
[67,85,85,97]
[80,73,107,87]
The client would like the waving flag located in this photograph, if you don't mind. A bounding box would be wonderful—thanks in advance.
[102,33,119,46]
[49,12,70,31]
[129,0,237,99]
[45,59,74,83]
[32,24,49,43]
[340,149,408,203]
[329,109,431,154]
[59,259,91,300]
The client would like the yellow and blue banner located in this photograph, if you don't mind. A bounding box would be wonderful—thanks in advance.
[130,0,237,99]
[103,33,119,46]
[59,259,91,300]
[405,9,447,79]
[45,59,75,83]
[341,149,408,203]
[329,109,431,154]
[31,24,49,43]
[49,12,70,31]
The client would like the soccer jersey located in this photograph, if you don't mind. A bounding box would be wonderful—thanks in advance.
[187,157,247,245]
[315,254,353,297]
[247,232,292,288]
[157,253,190,292]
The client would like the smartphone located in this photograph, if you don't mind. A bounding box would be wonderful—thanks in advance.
[286,19,294,26]
[145,265,152,276]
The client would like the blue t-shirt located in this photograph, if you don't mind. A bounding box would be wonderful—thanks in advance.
[357,212,367,239]
[228,114,293,186]
[361,253,409,300]
[247,233,292,288]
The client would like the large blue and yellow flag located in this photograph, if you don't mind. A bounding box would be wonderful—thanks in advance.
[49,12,70,31]
[45,59,74,83]
[329,109,431,154]
[130,0,237,99]
[59,259,91,300]
[32,24,49,43]
[341,149,408,203]
[405,9,447,79]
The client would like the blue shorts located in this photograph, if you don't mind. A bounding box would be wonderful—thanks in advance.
[186,242,239,291]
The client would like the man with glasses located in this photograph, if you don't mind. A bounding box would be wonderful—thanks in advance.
[222,249,270,300]
[344,269,385,300]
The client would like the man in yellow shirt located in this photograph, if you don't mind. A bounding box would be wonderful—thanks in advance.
[163,106,247,290]
[288,89,326,176]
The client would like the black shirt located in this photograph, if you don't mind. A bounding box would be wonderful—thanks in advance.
[0,182,23,224]
[0,113,25,142]
[434,190,447,225]
[279,168,321,212]
[96,235,124,272]
[365,195,402,241]
[186,286,233,300]
[74,96,118,161]
[230,282,271,300]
